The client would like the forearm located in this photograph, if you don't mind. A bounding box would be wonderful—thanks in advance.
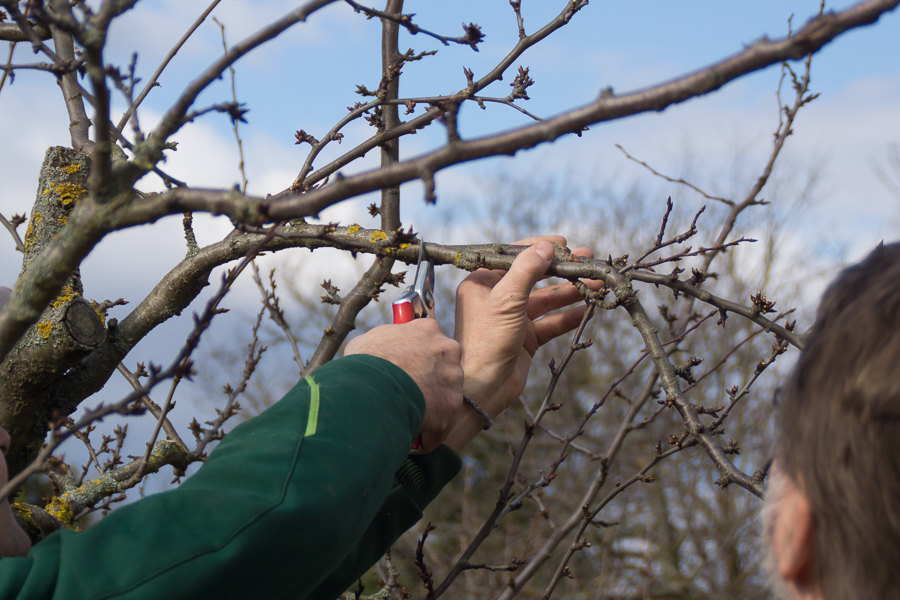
[0,355,427,600]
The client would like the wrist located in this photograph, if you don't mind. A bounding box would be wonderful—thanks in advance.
[462,395,493,430]
[443,390,502,453]
[462,380,508,419]
[442,405,487,453]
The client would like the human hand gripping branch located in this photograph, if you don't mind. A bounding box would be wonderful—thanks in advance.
[343,236,595,456]
[444,236,599,452]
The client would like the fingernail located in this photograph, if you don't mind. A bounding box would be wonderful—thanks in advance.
[534,242,554,262]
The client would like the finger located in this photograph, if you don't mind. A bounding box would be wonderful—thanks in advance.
[516,242,590,288]
[463,240,583,294]
[526,281,586,320]
[512,235,567,247]
[571,246,594,259]
[534,304,591,347]
[491,242,554,309]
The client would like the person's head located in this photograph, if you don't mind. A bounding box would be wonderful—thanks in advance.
[764,242,900,600]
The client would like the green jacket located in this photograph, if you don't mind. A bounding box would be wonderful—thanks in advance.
[0,355,461,599]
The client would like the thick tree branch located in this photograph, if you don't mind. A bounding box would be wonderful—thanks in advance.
[0,147,106,474]
[0,22,51,43]
[121,0,896,227]
[39,222,323,429]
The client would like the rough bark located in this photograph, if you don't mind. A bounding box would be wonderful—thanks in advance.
[0,147,106,476]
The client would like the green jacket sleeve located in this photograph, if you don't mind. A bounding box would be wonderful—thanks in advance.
[0,355,461,600]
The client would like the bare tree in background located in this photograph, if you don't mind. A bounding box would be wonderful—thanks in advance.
[0,0,896,597]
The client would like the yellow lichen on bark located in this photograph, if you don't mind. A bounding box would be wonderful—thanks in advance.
[36,321,57,339]
[369,230,388,243]
[12,503,34,525]
[61,163,81,174]
[44,181,87,206]
[51,285,77,309]
[45,494,75,526]
[347,224,362,234]
[23,212,42,252]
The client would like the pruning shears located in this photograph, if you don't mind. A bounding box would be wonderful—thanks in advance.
[392,241,435,453]
[392,241,435,324]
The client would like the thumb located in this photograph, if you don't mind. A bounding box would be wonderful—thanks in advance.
[492,241,554,305]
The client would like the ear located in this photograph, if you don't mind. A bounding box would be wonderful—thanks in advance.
[772,476,816,585]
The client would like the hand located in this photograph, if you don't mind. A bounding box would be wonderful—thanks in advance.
[444,236,598,452]
[345,319,463,452]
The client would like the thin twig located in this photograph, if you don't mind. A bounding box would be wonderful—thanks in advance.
[115,0,224,137]
[251,263,304,371]
[539,443,690,600]
[0,211,25,253]
[616,145,732,206]
[116,362,186,447]
[212,16,248,194]
[0,41,17,93]
[190,302,267,459]
[343,0,484,50]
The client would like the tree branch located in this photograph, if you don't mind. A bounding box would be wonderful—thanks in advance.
[604,266,764,497]
[123,0,895,225]
[0,22,51,43]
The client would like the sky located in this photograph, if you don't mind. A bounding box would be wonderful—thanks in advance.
[0,0,898,492]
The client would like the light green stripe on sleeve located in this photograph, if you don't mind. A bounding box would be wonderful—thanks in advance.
[303,374,320,437]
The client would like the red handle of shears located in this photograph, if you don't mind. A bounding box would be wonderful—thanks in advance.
[392,303,416,324]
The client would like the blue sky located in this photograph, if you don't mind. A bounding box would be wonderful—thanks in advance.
[0,0,898,491]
